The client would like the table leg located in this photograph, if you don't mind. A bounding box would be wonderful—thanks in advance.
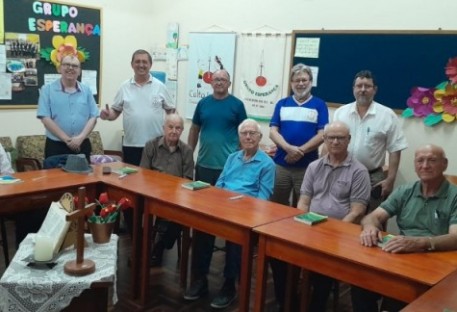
[180,226,190,288]
[131,197,144,299]
[239,232,255,312]
[140,205,151,305]
[254,235,268,312]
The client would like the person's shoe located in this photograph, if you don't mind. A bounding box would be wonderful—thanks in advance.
[183,277,208,301]
[210,285,237,309]
[149,242,164,267]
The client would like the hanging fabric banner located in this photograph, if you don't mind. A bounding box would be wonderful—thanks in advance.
[186,32,236,119]
[234,33,287,121]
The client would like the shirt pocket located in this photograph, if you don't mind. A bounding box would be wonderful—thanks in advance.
[330,180,351,199]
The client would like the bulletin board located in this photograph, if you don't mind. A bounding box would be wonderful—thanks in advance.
[0,0,101,108]
[291,30,457,111]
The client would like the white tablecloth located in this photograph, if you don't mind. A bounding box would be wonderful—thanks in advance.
[0,234,118,312]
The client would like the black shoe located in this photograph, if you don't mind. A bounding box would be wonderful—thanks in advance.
[183,277,208,301]
[210,284,237,309]
[150,241,164,267]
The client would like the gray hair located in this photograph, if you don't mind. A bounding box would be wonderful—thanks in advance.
[290,63,313,81]
[238,118,262,133]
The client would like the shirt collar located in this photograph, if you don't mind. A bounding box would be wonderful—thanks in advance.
[59,80,81,92]
[130,74,153,86]
[323,152,353,168]
[158,136,182,152]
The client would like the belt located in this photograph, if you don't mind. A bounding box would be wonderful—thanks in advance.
[368,167,382,174]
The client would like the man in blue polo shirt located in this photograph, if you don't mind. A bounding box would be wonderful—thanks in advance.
[37,54,98,161]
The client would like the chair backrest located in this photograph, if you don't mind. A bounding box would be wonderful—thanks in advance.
[0,137,13,150]
[89,131,104,155]
[446,175,457,185]
[16,135,46,167]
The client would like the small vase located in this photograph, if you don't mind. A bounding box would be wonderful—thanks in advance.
[88,222,114,244]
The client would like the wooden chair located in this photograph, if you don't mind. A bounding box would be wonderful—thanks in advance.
[446,174,457,185]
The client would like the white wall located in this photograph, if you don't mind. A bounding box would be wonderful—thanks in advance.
[2,0,457,183]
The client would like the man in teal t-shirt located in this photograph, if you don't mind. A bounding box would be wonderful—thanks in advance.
[185,69,247,308]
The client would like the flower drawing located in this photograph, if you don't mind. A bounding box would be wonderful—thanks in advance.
[40,35,90,69]
[406,87,435,117]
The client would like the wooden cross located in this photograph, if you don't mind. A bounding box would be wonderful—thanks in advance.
[64,186,96,276]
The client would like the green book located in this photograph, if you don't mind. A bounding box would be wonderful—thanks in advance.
[113,166,138,175]
[181,180,211,191]
[377,234,395,248]
[294,212,328,225]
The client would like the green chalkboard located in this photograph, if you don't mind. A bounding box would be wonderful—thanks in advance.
[291,30,457,111]
[1,0,101,108]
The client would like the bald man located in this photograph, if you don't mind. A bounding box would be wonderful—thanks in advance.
[353,144,457,312]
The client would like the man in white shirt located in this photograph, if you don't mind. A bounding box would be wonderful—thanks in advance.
[333,70,408,211]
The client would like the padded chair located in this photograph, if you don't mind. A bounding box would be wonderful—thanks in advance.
[0,136,14,266]
[16,135,46,171]
[88,131,123,162]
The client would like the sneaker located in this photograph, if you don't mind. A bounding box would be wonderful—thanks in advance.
[210,285,237,309]
[183,277,208,301]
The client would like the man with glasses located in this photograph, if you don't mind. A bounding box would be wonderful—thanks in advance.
[269,63,328,310]
[297,121,370,311]
[37,54,98,161]
[185,118,274,309]
[333,70,408,212]
[184,69,247,306]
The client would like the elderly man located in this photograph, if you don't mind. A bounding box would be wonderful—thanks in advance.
[296,121,370,311]
[352,144,457,312]
[37,54,98,161]
[184,119,275,310]
[333,70,408,211]
[100,49,175,166]
[139,113,194,266]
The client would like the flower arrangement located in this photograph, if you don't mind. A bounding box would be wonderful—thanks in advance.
[74,192,132,224]
[402,56,457,126]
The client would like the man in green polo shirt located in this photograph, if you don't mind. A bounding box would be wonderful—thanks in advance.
[353,144,457,312]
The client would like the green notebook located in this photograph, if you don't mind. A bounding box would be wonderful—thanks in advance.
[113,166,138,175]
[294,212,328,225]
[377,234,395,248]
[181,180,211,191]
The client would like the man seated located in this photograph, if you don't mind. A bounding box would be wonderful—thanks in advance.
[297,121,370,312]
[139,113,194,266]
[353,144,457,312]
[183,118,275,309]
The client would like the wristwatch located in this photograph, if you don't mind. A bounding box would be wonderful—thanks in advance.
[428,237,435,251]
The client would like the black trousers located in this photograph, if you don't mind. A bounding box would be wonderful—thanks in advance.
[45,137,91,161]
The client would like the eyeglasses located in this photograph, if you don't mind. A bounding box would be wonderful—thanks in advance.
[61,63,80,69]
[292,78,310,84]
[354,84,374,90]
[324,136,347,142]
[239,131,260,137]
[213,78,228,83]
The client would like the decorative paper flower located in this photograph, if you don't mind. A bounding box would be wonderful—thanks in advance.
[40,35,90,69]
[75,192,132,224]
[402,55,457,126]
[445,57,457,84]
[433,83,457,123]
[406,87,436,117]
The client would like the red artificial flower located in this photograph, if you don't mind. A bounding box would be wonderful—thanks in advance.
[98,192,109,205]
[445,57,457,85]
[118,197,132,210]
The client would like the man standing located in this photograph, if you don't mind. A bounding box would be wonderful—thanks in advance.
[184,69,247,305]
[139,113,194,266]
[37,54,98,161]
[269,63,328,208]
[333,70,408,210]
[353,144,457,312]
[100,49,175,166]
[269,63,328,309]
[184,119,275,309]
[297,121,370,311]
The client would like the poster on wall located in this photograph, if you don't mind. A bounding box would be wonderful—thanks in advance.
[1,0,101,108]
[233,34,286,121]
[185,32,236,119]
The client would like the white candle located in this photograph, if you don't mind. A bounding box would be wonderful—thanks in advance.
[34,235,54,261]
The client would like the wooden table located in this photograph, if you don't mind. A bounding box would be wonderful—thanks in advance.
[137,170,301,311]
[253,217,457,311]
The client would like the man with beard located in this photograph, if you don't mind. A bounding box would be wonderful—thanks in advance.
[333,70,408,212]
[269,63,329,310]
